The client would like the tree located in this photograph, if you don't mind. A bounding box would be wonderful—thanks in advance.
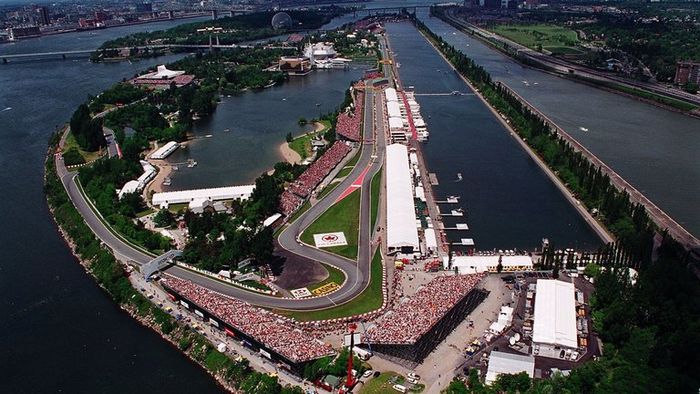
[497,255,503,273]
[298,117,307,126]
[682,82,698,94]
[154,208,175,228]
[286,132,293,143]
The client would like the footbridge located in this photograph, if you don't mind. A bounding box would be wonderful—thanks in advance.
[142,250,183,280]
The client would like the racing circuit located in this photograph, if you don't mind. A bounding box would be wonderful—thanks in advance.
[55,59,389,312]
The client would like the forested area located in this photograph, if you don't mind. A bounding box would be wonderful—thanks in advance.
[88,83,148,113]
[417,15,700,393]
[69,103,105,152]
[96,9,344,50]
[181,161,305,272]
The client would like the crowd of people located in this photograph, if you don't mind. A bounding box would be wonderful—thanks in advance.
[365,273,485,345]
[162,276,336,364]
[279,190,303,217]
[286,141,351,199]
[336,91,364,142]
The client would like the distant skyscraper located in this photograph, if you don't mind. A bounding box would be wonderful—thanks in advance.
[37,6,50,26]
[136,3,153,13]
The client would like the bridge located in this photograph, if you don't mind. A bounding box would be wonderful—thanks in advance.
[142,250,183,280]
[1,43,296,63]
[352,5,431,17]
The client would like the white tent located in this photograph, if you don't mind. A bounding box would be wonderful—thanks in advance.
[533,279,578,349]
[485,351,535,385]
[386,144,419,252]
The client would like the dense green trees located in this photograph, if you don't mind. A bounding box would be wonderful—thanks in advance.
[89,83,147,113]
[70,104,105,152]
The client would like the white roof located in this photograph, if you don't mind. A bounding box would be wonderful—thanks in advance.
[485,351,535,385]
[385,87,398,102]
[386,144,419,250]
[153,185,255,207]
[447,255,533,273]
[139,65,185,80]
[414,185,425,202]
[118,180,140,198]
[409,152,418,165]
[151,141,179,159]
[533,279,578,349]
[388,116,404,130]
[263,213,282,227]
[386,101,401,118]
[425,228,438,250]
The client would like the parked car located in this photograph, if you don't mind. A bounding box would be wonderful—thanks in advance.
[407,372,421,380]
[362,370,374,379]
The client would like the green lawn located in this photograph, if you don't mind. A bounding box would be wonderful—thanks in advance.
[317,180,341,200]
[491,24,579,54]
[336,166,354,178]
[284,250,384,321]
[307,263,346,293]
[370,168,382,230]
[64,132,102,163]
[300,189,360,260]
[360,372,404,394]
[288,134,312,160]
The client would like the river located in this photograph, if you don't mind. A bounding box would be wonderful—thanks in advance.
[0,17,225,394]
[386,22,601,250]
[416,9,700,239]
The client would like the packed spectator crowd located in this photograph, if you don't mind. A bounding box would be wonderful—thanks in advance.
[336,91,364,142]
[279,190,304,217]
[365,273,485,345]
[163,276,336,363]
[286,140,351,199]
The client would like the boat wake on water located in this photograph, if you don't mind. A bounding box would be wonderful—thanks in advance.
[1,107,12,112]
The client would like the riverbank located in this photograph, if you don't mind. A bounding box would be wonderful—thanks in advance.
[415,23,615,245]
[435,9,700,117]
[280,121,330,164]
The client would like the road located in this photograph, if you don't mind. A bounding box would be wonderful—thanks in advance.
[56,87,386,311]
[441,8,700,109]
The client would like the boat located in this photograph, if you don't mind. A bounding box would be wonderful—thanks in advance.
[162,177,172,186]
[187,159,197,168]
[456,173,463,181]
[224,128,230,132]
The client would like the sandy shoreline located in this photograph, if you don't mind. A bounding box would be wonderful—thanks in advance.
[278,121,328,165]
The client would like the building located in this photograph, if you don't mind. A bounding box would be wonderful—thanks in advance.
[9,26,41,40]
[136,3,153,13]
[674,61,700,86]
[131,65,195,89]
[278,56,312,75]
[533,279,578,355]
[150,141,179,160]
[37,6,50,26]
[485,351,535,385]
[152,185,255,209]
[386,144,420,254]
[118,160,157,199]
[445,255,534,274]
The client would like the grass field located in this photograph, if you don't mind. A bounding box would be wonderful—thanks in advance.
[336,166,354,178]
[288,120,333,160]
[491,24,580,55]
[300,189,360,260]
[284,249,383,321]
[360,372,404,394]
[64,132,102,163]
[316,180,341,200]
[370,168,382,230]
[307,263,346,293]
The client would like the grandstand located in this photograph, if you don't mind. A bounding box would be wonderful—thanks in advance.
[162,276,335,374]
[365,274,488,363]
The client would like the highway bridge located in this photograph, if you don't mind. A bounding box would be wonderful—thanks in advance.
[1,43,296,63]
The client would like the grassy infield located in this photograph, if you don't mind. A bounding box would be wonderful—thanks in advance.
[282,168,383,321]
